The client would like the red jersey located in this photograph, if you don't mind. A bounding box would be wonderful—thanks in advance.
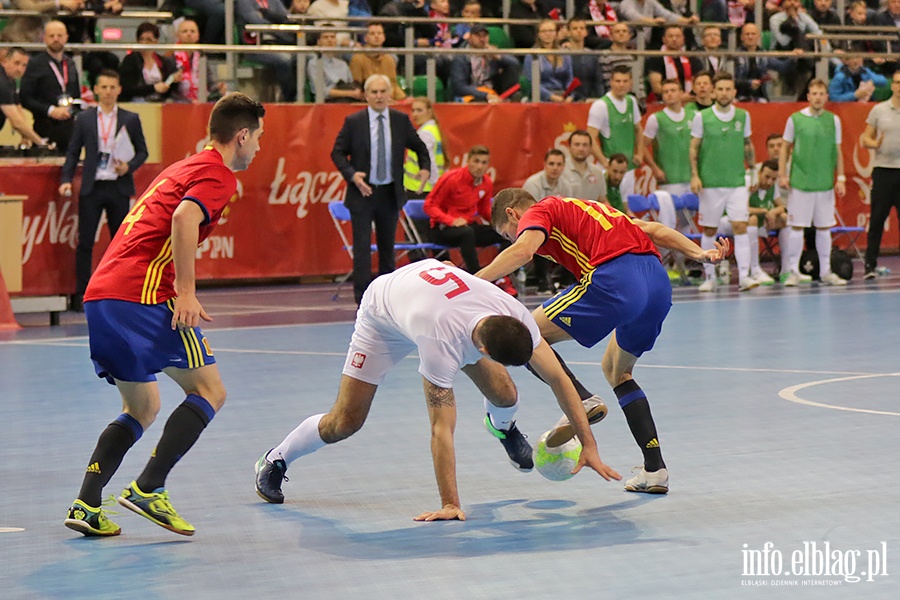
[424,167,492,228]
[517,196,660,279]
[85,147,237,304]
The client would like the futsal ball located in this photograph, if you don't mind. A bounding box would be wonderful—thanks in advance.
[533,430,582,482]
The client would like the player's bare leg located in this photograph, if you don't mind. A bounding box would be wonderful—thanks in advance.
[602,333,668,494]
[256,375,378,503]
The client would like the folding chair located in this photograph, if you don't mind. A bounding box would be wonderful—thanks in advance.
[671,193,703,242]
[400,199,452,259]
[627,194,659,221]
[831,210,865,261]
[327,201,430,300]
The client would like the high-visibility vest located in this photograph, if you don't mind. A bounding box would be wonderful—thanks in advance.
[404,121,446,193]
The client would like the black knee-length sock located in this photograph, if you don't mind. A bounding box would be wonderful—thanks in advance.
[615,379,665,472]
[77,413,143,507]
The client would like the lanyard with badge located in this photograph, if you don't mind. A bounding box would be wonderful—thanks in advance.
[97,110,116,172]
[49,59,73,107]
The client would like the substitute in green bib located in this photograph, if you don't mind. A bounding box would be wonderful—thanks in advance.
[643,78,697,198]
[587,65,643,201]
[690,72,758,292]
[778,78,848,287]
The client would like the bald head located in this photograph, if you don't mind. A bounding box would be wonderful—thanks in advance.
[44,21,68,54]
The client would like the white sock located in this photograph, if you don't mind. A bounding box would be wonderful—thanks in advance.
[747,226,760,273]
[485,397,518,431]
[789,228,805,274]
[778,228,791,274]
[734,233,751,279]
[816,228,833,277]
[268,414,327,466]
[701,234,716,280]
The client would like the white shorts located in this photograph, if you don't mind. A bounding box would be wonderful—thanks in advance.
[698,187,749,227]
[620,169,637,200]
[717,217,767,237]
[659,182,691,197]
[787,189,836,228]
[341,302,414,386]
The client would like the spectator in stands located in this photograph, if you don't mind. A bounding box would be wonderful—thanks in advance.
[450,24,521,102]
[618,0,697,46]
[829,48,888,102]
[646,25,702,102]
[846,0,887,71]
[58,1,122,90]
[58,69,148,311]
[861,70,900,279]
[686,70,714,110]
[657,0,697,48]
[574,0,617,50]
[308,27,364,102]
[809,0,841,27]
[587,64,643,196]
[378,0,431,50]
[118,23,182,103]
[599,153,630,213]
[171,18,227,103]
[430,0,455,48]
[350,23,407,101]
[566,18,604,100]
[405,97,447,196]
[769,0,823,98]
[696,26,730,75]
[424,145,515,294]
[700,0,753,26]
[562,129,606,202]
[453,0,481,47]
[0,47,53,147]
[20,20,81,152]
[599,23,635,94]
[524,149,573,200]
[509,0,548,49]
[874,0,900,73]
[185,0,226,44]
[236,0,298,102]
[309,0,352,45]
[524,20,574,103]
[733,22,772,102]
[289,0,312,13]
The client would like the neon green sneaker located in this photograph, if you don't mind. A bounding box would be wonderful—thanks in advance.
[64,498,122,537]
[117,481,195,536]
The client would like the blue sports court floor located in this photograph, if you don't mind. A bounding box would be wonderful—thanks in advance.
[2,262,899,599]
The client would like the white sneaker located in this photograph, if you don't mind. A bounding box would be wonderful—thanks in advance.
[738,276,759,291]
[798,272,813,284]
[545,396,608,447]
[624,467,669,494]
[783,272,800,287]
[716,262,731,285]
[698,279,716,292]
[752,270,775,285]
[821,272,848,286]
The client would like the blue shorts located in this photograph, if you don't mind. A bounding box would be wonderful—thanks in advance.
[540,253,672,356]
[85,298,216,385]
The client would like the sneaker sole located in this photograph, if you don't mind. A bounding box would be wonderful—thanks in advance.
[624,485,669,494]
[63,518,121,537]
[254,459,285,504]
[116,496,195,537]
[545,402,609,448]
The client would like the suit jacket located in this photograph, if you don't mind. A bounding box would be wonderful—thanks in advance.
[19,51,82,147]
[61,107,149,198]
[331,107,430,210]
[118,51,181,102]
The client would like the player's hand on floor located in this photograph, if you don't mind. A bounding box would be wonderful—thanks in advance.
[413,504,466,522]
[573,445,622,481]
[171,293,212,330]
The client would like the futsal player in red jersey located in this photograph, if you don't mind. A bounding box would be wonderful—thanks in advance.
[64,93,265,537]
[477,190,729,495]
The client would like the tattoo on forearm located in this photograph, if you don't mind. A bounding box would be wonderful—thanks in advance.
[689,139,700,175]
[427,386,456,409]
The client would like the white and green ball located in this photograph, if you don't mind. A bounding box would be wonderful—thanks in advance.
[533,430,582,481]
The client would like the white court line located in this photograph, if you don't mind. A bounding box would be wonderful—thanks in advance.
[0,527,25,533]
[779,373,900,417]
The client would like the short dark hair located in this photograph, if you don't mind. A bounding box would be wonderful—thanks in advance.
[479,316,534,366]
[136,21,160,41]
[96,69,120,83]
[491,188,537,229]
[568,129,591,146]
[612,65,632,77]
[766,133,783,144]
[208,93,266,144]
[693,70,714,84]
[4,47,28,59]
[661,78,682,89]
[713,72,734,85]
[468,144,490,157]
[762,158,779,172]
[545,148,565,162]
[608,153,628,167]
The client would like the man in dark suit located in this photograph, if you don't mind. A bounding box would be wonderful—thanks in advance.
[20,20,82,152]
[331,74,431,304]
[59,70,148,311]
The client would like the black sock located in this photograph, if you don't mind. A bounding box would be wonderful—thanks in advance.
[136,394,214,492]
[77,414,143,507]
[614,380,665,472]
[525,347,594,401]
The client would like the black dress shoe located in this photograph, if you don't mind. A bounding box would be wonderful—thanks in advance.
[70,294,84,313]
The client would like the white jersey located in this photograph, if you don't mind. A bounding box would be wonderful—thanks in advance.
[360,259,540,388]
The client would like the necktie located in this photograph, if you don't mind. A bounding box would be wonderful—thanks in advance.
[749,56,758,78]
[376,114,387,182]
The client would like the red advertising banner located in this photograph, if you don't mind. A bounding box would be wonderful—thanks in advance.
[6,102,892,296]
